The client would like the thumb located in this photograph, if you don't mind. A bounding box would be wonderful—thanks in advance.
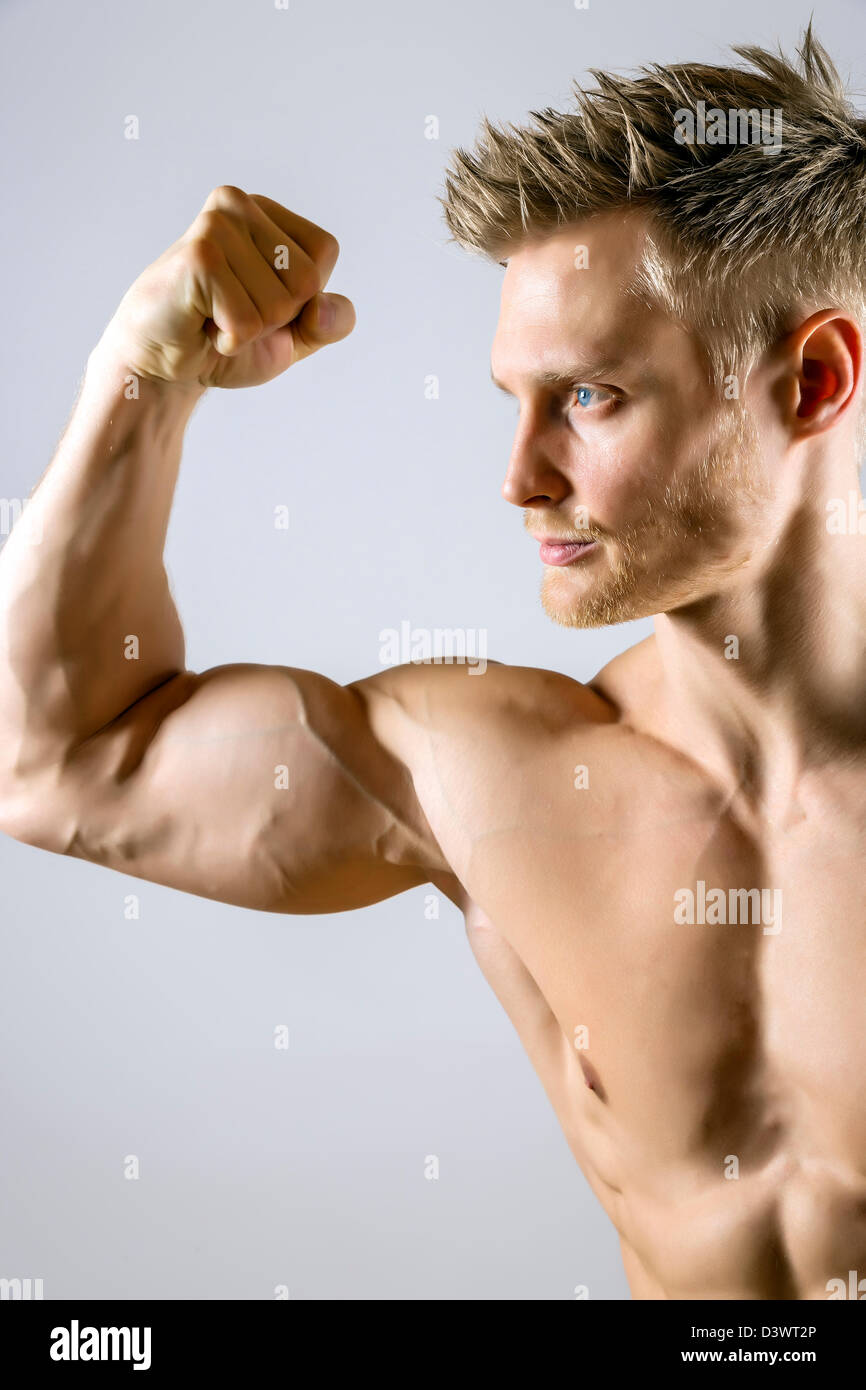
[291,291,356,362]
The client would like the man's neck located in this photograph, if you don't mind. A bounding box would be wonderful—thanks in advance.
[651,495,866,824]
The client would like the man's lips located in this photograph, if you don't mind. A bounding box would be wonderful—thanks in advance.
[532,536,599,566]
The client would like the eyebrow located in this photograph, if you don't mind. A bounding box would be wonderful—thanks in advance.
[489,358,624,395]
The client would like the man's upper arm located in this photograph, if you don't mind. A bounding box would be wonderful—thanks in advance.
[12,661,451,914]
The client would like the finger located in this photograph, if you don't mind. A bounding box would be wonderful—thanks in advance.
[249,194,340,290]
[193,253,263,356]
[195,209,318,333]
[202,186,334,299]
[290,291,356,362]
[244,215,318,306]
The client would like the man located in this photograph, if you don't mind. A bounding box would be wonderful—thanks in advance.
[1,23,864,1300]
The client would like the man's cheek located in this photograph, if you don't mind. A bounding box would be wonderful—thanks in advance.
[579,448,663,525]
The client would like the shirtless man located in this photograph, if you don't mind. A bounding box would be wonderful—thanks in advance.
[1,29,865,1300]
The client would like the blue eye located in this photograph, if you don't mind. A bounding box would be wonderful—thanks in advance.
[571,384,618,414]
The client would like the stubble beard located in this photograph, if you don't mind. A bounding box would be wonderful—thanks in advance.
[539,405,770,629]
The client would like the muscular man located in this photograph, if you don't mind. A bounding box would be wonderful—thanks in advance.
[1,26,865,1300]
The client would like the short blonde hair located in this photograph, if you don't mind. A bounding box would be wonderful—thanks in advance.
[441,23,866,451]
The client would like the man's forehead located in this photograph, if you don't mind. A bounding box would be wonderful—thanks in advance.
[500,209,651,293]
[492,214,655,381]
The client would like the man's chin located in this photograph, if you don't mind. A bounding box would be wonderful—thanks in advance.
[539,561,648,629]
[539,557,741,628]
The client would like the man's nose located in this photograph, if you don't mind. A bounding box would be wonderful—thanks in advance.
[501,418,570,508]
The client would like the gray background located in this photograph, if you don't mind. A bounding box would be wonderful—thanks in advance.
[1,0,864,1300]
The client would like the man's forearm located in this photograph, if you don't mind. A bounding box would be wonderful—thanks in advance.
[0,183,353,809]
[0,342,205,776]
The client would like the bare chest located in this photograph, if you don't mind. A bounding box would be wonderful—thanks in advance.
[422,738,866,1295]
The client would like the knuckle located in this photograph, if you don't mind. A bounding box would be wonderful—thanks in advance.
[205,183,248,213]
[183,235,224,273]
[260,293,295,329]
[207,184,250,219]
[191,209,230,243]
[294,261,322,302]
[319,230,340,262]
[197,208,227,232]
[230,309,263,342]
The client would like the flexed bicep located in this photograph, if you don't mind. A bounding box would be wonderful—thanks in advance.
[16,663,449,914]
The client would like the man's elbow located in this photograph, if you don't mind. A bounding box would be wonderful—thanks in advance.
[0,772,76,855]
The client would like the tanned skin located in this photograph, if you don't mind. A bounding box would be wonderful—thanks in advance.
[1,186,865,1300]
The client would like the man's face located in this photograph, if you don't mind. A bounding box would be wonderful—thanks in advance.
[490,210,772,627]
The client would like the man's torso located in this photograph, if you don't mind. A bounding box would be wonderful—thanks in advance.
[383,639,866,1300]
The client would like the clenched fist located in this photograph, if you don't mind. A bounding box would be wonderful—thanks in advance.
[95,185,356,389]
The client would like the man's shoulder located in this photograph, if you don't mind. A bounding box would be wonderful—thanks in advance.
[346,654,623,750]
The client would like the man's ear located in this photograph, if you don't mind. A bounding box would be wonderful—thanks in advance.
[784,310,862,438]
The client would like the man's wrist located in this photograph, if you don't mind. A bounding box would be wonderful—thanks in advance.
[85,335,209,410]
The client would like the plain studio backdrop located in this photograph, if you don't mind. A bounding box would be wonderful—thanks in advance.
[1,0,864,1301]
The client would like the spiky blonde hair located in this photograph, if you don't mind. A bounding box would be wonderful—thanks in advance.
[441,23,866,445]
